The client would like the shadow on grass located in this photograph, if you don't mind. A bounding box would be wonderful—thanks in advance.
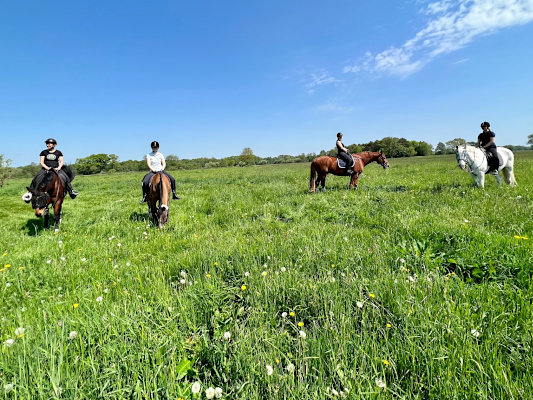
[22,218,44,236]
[129,211,149,223]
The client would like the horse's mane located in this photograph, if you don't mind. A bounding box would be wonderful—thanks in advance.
[63,165,75,182]
[35,171,55,191]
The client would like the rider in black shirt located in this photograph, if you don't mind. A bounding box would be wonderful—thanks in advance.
[30,138,78,199]
[478,122,498,172]
[336,132,354,175]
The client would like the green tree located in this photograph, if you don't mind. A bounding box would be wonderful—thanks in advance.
[414,141,433,156]
[445,138,466,153]
[528,133,533,149]
[239,147,255,165]
[74,154,119,175]
[435,142,446,155]
[0,154,12,188]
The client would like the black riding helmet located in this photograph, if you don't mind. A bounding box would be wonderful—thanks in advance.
[45,138,57,144]
[480,122,490,129]
[337,132,343,138]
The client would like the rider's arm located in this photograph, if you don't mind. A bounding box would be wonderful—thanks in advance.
[160,155,166,171]
[146,155,153,172]
[483,137,496,148]
[57,156,64,170]
[40,156,50,170]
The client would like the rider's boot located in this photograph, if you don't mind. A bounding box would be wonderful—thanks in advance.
[65,181,78,199]
[172,190,181,200]
[139,193,147,204]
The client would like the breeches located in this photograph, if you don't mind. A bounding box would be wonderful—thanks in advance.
[142,171,176,190]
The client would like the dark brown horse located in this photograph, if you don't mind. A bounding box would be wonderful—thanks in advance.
[309,151,389,192]
[23,169,71,230]
[147,172,171,228]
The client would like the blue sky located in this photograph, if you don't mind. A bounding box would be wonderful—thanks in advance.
[2,0,533,166]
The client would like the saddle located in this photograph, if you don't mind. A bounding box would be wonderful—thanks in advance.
[337,155,355,169]
[484,149,502,173]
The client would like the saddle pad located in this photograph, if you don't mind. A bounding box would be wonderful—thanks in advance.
[337,156,355,169]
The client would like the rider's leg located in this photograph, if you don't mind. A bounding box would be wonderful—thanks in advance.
[59,170,78,199]
[163,171,181,199]
[140,172,153,204]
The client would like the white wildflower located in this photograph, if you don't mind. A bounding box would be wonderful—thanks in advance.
[356,301,364,308]
[375,378,386,388]
[180,270,187,278]
[58,321,63,327]
[68,331,78,340]
[471,329,480,338]
[280,267,286,272]
[214,387,223,398]
[81,258,86,262]
[4,384,14,393]
[244,271,250,277]
[464,219,469,223]
[14,327,25,336]
[191,381,201,394]
[46,260,51,264]
[104,288,110,294]
[126,262,130,267]
[60,257,66,261]
[5,282,11,288]
[286,363,295,373]
[3,339,14,347]
[96,296,103,303]
[223,331,231,340]
[331,388,339,396]
[205,387,216,399]
[299,330,306,338]
[266,364,273,376]
[180,279,186,285]
[281,312,287,318]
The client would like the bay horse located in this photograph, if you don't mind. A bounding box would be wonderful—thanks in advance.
[455,144,516,188]
[147,172,171,228]
[309,151,389,192]
[22,169,73,230]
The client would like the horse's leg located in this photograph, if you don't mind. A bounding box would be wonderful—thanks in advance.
[493,171,502,187]
[320,173,326,191]
[350,173,359,190]
[43,207,50,229]
[479,173,485,188]
[53,199,63,230]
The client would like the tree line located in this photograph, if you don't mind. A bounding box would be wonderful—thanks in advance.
[2,135,532,179]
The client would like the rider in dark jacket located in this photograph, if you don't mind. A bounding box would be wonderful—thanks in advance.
[336,132,353,175]
[478,122,499,172]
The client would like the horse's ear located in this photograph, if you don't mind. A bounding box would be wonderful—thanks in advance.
[456,145,459,150]
[380,150,383,155]
[26,186,33,193]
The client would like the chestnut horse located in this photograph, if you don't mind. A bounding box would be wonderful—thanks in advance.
[22,169,72,230]
[309,151,389,192]
[147,172,171,228]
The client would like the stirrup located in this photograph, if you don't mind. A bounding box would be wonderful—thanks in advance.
[69,191,79,199]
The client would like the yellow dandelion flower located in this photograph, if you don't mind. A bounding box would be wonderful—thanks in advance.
[108,258,111,261]
[214,261,218,266]
[331,264,335,268]
[73,303,79,308]
[206,274,211,278]
[77,248,82,252]
[522,236,529,240]
[262,271,268,276]
[19,267,25,271]
[275,358,280,364]
[298,322,304,327]
[289,311,295,317]
[0,268,4,272]
[17,334,24,339]
[2,252,6,256]
[4,264,11,268]
[241,285,247,291]
[386,323,391,328]
[514,235,521,239]
[193,234,198,238]
[84,235,88,238]
[382,360,389,366]
[369,293,375,298]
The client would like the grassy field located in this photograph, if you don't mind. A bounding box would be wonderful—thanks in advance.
[1,153,532,399]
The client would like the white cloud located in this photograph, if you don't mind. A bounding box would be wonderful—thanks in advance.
[345,0,533,76]
[304,70,341,93]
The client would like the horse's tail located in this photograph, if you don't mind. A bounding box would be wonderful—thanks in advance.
[63,165,75,182]
[502,150,517,186]
[309,161,317,192]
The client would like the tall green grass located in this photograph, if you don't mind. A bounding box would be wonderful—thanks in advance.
[1,153,532,399]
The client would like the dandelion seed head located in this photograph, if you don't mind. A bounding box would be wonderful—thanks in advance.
[4,383,14,393]
[244,271,250,277]
[223,331,231,340]
[299,330,306,338]
[69,331,78,340]
[286,363,295,373]
[205,387,216,399]
[281,312,287,318]
[375,377,386,388]
[266,364,273,376]
[214,387,223,398]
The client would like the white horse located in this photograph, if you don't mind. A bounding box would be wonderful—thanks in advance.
[455,144,517,188]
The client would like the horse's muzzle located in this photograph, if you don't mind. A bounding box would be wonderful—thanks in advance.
[34,208,45,217]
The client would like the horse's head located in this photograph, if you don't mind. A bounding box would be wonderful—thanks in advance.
[25,186,50,216]
[157,204,169,227]
[378,151,390,169]
[455,145,467,170]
